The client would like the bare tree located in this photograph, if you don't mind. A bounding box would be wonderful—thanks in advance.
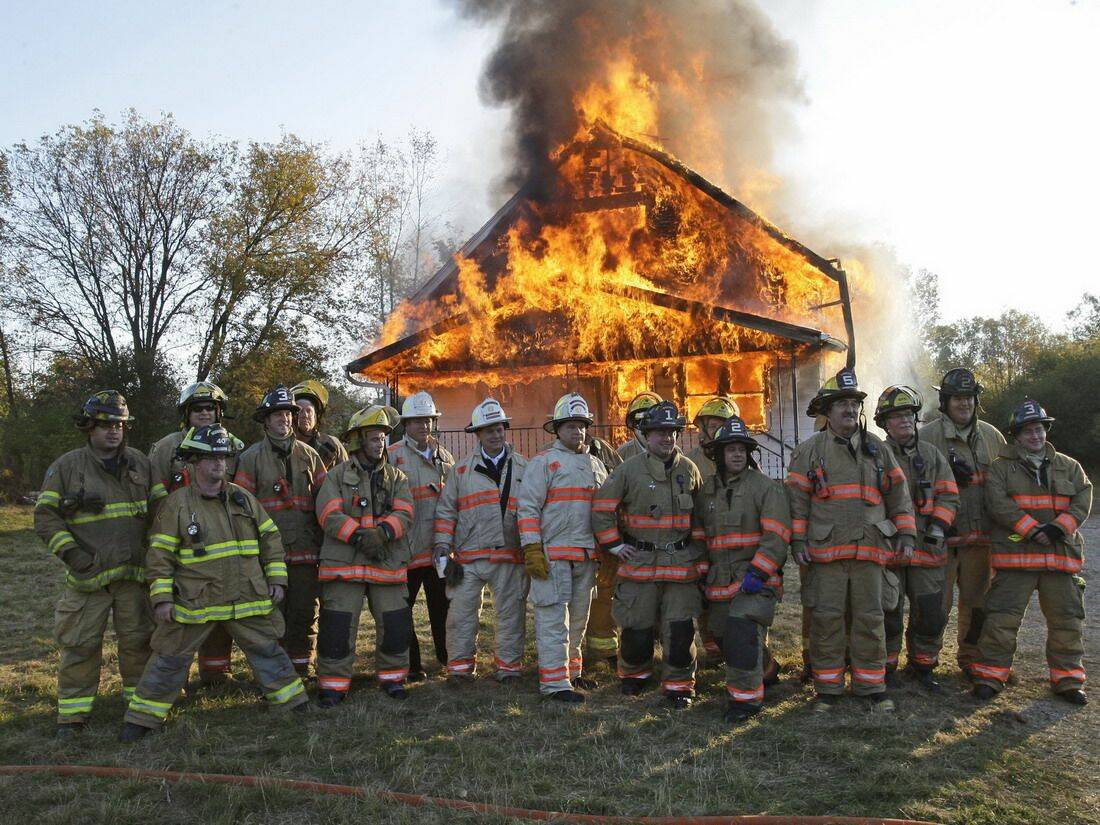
[3,111,227,385]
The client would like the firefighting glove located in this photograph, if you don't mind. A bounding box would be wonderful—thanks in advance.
[59,545,96,574]
[523,543,549,580]
[354,527,388,561]
[740,569,768,595]
[791,540,811,566]
[1036,523,1064,542]
[444,558,465,587]
[81,492,106,514]
[948,453,974,486]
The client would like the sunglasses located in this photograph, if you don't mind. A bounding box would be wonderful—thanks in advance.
[190,404,218,413]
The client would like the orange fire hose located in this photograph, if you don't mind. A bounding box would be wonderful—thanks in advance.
[0,764,941,825]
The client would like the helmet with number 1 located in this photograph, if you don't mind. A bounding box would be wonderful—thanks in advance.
[75,390,134,431]
[639,401,686,432]
[543,392,594,433]
[465,398,511,433]
[873,385,924,426]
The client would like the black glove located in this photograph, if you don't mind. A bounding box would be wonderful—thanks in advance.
[948,452,974,486]
[444,558,465,587]
[1037,523,1064,541]
[59,545,96,574]
[354,527,387,561]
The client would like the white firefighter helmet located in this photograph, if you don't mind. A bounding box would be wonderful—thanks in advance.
[465,397,511,433]
[401,391,441,420]
[543,392,594,433]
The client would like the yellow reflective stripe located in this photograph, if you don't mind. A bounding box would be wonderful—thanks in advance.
[122,686,136,700]
[171,599,273,624]
[48,531,77,554]
[177,540,260,565]
[128,694,173,719]
[150,533,180,551]
[58,696,96,714]
[69,500,148,525]
[150,483,168,501]
[37,490,61,506]
[265,679,305,705]
[258,518,278,535]
[150,578,174,596]
[264,562,288,579]
[65,564,144,592]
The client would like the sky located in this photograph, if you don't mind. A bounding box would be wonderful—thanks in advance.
[3,0,1098,328]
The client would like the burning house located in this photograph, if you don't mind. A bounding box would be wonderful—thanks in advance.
[344,122,855,476]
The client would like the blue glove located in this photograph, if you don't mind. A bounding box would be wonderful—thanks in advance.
[740,569,767,595]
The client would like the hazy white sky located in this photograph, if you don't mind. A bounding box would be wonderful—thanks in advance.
[4,0,1098,327]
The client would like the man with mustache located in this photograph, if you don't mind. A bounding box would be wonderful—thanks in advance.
[786,368,916,713]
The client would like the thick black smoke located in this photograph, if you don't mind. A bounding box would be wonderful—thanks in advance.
[451,0,804,202]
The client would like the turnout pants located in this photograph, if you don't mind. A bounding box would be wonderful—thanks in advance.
[708,590,777,706]
[531,559,596,694]
[797,564,813,665]
[406,566,449,672]
[282,563,320,676]
[940,543,991,670]
[804,559,891,696]
[316,581,411,694]
[125,612,306,728]
[196,623,235,683]
[612,578,703,694]
[972,570,1086,694]
[54,580,153,724]
[585,551,619,661]
[885,565,946,672]
[445,559,528,679]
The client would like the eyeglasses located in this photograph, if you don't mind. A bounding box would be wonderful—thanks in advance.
[190,404,218,413]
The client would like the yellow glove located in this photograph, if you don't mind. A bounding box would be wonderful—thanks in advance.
[523,543,549,580]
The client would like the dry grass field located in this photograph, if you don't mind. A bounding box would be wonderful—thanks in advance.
[0,504,1096,824]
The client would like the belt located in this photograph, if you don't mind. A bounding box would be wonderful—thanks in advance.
[623,533,691,554]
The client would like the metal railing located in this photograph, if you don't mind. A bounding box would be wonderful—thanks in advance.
[431,425,788,480]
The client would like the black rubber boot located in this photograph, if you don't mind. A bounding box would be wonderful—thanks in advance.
[317,689,345,708]
[119,722,152,743]
[548,689,585,704]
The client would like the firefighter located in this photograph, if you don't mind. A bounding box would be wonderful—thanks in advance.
[692,416,791,723]
[314,405,415,705]
[519,393,609,703]
[291,380,349,472]
[920,367,1006,674]
[972,399,1092,705]
[433,398,529,682]
[875,386,960,692]
[585,391,662,666]
[592,401,705,708]
[35,391,154,738]
[686,395,741,666]
[686,396,740,480]
[233,386,327,677]
[388,391,455,681]
[786,368,916,713]
[148,381,244,686]
[119,424,307,742]
[616,391,663,461]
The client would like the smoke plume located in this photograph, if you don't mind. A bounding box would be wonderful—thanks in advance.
[451,0,804,205]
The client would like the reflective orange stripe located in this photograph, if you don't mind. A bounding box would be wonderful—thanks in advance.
[457,490,501,510]
[706,531,762,551]
[1011,494,1071,509]
[617,563,700,582]
[786,472,811,492]
[546,486,594,503]
[992,553,1082,573]
[1053,513,1079,534]
[317,563,407,583]
[1014,514,1040,535]
[760,517,791,543]
[818,483,883,504]
[591,498,620,512]
[808,544,893,564]
[622,513,691,530]
[410,485,439,501]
